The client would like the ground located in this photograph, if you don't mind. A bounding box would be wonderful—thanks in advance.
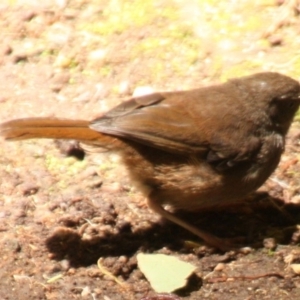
[1,0,300,299]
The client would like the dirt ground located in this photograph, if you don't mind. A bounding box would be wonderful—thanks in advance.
[2,0,300,299]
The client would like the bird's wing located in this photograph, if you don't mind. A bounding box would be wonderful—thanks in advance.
[90,91,262,169]
[90,92,209,154]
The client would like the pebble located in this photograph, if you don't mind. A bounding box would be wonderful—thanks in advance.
[60,259,71,271]
[3,238,21,253]
[133,86,155,97]
[20,10,36,22]
[268,35,283,47]
[88,49,107,62]
[50,71,70,92]
[214,262,225,271]
[118,81,131,95]
[0,44,12,56]
[263,238,277,251]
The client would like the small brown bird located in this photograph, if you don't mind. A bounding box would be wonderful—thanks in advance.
[1,72,300,250]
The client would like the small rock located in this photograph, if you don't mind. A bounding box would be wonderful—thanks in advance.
[81,286,92,298]
[290,195,300,204]
[20,10,36,22]
[290,264,300,275]
[58,215,81,227]
[101,182,123,193]
[4,238,21,253]
[50,71,70,92]
[268,35,283,47]
[54,140,85,160]
[214,263,225,271]
[21,184,39,196]
[60,259,71,271]
[118,81,131,95]
[87,179,103,189]
[133,86,155,97]
[89,49,107,61]
[0,44,12,56]
[263,237,277,250]
[11,53,28,63]
[12,46,45,63]
[53,54,73,68]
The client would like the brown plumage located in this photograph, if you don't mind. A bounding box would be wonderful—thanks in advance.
[1,72,300,250]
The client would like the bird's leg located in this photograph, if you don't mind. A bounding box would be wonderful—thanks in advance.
[147,194,242,251]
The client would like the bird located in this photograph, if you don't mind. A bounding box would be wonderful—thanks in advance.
[1,72,300,251]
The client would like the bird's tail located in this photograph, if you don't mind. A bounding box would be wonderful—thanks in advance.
[0,118,106,142]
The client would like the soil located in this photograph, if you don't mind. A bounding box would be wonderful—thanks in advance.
[1,0,300,299]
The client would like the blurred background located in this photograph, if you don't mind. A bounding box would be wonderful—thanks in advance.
[0,0,300,120]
